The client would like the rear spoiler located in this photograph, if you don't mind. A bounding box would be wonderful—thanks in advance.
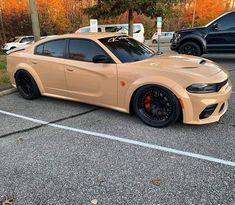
[6,47,25,55]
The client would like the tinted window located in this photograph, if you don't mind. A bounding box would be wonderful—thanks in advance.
[217,13,235,31]
[36,44,44,55]
[43,40,65,58]
[69,39,108,62]
[99,36,155,63]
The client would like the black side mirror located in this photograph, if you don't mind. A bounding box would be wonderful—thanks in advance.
[212,23,218,31]
[93,55,112,63]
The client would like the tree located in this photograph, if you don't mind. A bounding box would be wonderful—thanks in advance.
[29,0,40,41]
[84,0,181,36]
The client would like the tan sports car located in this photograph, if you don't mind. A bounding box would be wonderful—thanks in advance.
[7,33,232,127]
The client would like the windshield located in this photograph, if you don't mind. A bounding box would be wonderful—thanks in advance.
[99,36,155,63]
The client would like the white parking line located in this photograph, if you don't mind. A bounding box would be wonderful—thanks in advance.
[0,109,235,167]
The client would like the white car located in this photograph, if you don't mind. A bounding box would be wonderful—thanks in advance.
[152,32,174,44]
[76,23,145,43]
[2,36,34,52]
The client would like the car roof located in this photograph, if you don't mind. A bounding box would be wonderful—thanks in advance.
[33,33,125,45]
[26,33,127,52]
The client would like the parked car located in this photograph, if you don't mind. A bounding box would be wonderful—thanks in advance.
[76,23,145,43]
[152,32,174,44]
[171,11,235,56]
[2,36,34,52]
[7,33,231,127]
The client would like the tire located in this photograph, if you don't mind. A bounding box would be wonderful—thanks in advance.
[133,85,181,128]
[178,41,202,56]
[152,39,157,44]
[15,70,40,100]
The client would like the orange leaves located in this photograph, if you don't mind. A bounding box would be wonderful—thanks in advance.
[183,0,232,27]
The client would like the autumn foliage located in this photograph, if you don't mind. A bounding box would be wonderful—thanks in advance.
[0,0,234,45]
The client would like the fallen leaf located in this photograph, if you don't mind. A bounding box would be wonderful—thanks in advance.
[1,196,13,205]
[150,178,161,186]
[16,137,23,144]
[91,199,97,205]
[97,176,105,186]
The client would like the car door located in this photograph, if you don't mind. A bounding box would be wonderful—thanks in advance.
[64,38,118,107]
[32,39,68,97]
[206,12,235,53]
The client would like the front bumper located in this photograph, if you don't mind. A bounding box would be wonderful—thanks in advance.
[182,80,232,125]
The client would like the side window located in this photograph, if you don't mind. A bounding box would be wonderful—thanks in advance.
[98,28,102,32]
[28,37,34,42]
[43,40,65,58]
[68,39,110,62]
[134,25,141,33]
[20,38,29,43]
[35,44,44,55]
[105,26,122,32]
[217,13,235,31]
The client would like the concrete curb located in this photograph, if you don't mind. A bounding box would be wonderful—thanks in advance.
[147,44,171,48]
[0,88,17,97]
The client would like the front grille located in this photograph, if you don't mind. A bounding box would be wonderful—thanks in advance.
[216,79,228,92]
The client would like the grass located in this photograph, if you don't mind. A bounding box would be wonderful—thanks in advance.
[0,54,12,91]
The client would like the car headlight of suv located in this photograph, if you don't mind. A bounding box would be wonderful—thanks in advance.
[175,33,181,40]
[187,83,217,93]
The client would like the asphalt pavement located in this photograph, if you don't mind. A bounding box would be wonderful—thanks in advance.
[0,47,234,205]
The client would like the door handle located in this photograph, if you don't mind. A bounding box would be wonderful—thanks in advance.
[31,61,37,64]
[66,68,74,72]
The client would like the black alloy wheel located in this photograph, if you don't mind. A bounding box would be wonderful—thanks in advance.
[178,42,202,56]
[15,70,40,100]
[133,85,181,128]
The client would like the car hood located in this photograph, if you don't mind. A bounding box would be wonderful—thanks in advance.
[136,54,222,78]
[5,42,18,47]
[176,26,205,33]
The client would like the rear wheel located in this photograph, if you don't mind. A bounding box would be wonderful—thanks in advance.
[152,39,157,44]
[178,42,202,56]
[15,70,40,100]
[133,85,181,128]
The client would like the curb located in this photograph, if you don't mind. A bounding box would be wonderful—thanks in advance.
[147,44,170,48]
[0,88,17,97]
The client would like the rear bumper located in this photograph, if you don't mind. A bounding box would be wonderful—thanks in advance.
[182,80,232,125]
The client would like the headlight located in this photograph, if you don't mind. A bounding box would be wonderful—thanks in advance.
[187,84,217,93]
[175,33,181,39]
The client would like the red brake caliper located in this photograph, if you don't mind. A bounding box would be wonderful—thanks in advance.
[144,95,152,109]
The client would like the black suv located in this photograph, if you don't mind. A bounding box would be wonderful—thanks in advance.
[171,12,235,56]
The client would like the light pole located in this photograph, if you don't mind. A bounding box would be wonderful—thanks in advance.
[192,0,197,27]
[29,0,40,41]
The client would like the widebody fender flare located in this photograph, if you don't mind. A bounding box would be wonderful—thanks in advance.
[15,63,45,93]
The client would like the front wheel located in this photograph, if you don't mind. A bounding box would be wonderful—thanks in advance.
[178,42,202,56]
[15,70,40,100]
[133,85,181,128]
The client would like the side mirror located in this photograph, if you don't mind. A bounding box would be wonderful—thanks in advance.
[211,23,218,31]
[92,55,112,63]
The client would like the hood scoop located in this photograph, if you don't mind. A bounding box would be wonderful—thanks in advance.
[182,59,207,69]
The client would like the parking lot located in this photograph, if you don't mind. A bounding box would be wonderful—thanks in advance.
[0,49,234,205]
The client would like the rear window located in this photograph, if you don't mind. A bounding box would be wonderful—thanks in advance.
[35,39,65,58]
